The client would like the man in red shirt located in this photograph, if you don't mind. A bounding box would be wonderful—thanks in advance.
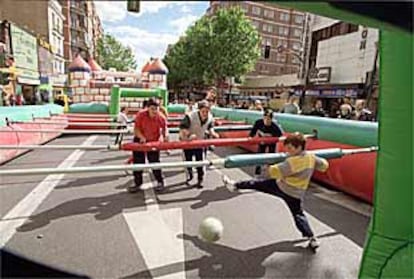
[131,98,169,193]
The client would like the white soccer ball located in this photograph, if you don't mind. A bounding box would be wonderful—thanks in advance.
[199,217,224,243]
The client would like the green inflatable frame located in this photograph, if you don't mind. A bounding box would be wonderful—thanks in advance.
[109,85,168,116]
[275,3,413,278]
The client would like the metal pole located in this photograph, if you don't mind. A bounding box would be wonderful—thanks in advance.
[0,144,120,150]
[9,121,127,127]
[0,129,130,134]
[0,159,226,176]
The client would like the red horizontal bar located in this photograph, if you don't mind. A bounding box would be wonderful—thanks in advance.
[121,137,281,152]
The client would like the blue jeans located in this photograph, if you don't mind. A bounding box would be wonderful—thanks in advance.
[235,178,314,237]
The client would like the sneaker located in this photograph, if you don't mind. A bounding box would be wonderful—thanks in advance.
[154,181,165,192]
[308,237,320,250]
[222,175,237,191]
[127,185,141,193]
[195,179,203,189]
[186,172,193,183]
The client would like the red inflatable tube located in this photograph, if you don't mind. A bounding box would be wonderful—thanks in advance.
[122,137,283,152]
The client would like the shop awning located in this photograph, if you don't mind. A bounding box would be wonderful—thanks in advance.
[17,77,40,85]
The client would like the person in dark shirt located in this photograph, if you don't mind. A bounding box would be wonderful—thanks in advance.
[249,109,284,177]
[308,99,326,117]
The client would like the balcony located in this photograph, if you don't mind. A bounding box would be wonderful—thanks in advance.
[70,3,87,15]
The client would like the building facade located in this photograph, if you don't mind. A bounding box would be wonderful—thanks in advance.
[301,15,379,114]
[59,0,102,71]
[207,1,307,77]
[48,0,65,77]
[48,0,66,90]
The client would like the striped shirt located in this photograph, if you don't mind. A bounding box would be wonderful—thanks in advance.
[268,152,329,199]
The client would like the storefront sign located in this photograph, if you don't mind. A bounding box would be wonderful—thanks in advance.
[308,67,331,83]
[38,46,53,76]
[305,88,358,98]
[10,24,39,82]
[360,27,368,50]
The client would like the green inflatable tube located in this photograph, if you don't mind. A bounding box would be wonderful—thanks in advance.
[0,104,64,127]
[212,107,378,147]
[109,86,169,116]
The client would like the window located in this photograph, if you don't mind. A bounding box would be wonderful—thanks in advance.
[293,28,302,38]
[264,9,274,18]
[280,12,290,22]
[292,42,301,50]
[294,15,304,24]
[278,27,289,36]
[262,37,272,46]
[277,54,287,63]
[262,24,273,33]
[52,13,56,29]
[292,56,300,64]
[252,6,261,16]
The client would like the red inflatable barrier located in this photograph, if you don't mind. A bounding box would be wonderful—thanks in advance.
[122,137,283,152]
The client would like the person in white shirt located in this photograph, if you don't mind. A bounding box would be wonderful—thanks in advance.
[114,107,129,145]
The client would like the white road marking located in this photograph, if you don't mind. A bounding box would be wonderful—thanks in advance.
[123,180,186,279]
[0,136,97,248]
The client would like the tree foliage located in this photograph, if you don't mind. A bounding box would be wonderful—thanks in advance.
[96,34,137,71]
[164,7,261,90]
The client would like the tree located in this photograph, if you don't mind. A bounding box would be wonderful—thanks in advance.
[164,7,261,96]
[206,7,261,87]
[96,34,137,71]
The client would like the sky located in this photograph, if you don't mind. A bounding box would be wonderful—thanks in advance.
[95,1,209,71]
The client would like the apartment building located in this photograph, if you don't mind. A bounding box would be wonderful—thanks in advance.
[0,0,66,93]
[59,0,102,70]
[207,1,307,77]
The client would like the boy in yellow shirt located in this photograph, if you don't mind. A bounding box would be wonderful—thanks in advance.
[223,132,329,250]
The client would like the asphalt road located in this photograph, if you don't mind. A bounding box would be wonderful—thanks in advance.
[0,134,371,278]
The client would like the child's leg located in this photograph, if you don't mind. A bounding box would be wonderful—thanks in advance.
[235,178,280,195]
[282,196,314,238]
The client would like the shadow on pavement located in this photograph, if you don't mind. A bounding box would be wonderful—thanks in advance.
[304,189,370,247]
[156,186,246,210]
[55,175,124,189]
[16,184,146,232]
[91,154,131,164]
[123,232,339,279]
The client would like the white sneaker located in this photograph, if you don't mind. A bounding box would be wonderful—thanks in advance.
[222,175,237,191]
[308,237,320,251]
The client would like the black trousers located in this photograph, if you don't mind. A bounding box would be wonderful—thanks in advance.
[132,138,163,186]
[114,125,126,145]
[235,178,314,237]
[255,144,276,175]
[184,148,204,180]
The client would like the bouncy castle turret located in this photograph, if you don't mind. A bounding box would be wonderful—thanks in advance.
[69,54,91,103]
[147,58,168,89]
[140,59,152,88]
